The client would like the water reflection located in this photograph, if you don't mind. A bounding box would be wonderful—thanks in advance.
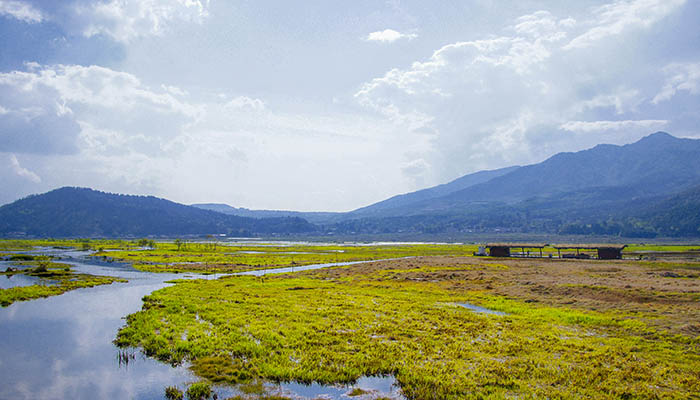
[0,249,404,399]
[457,302,507,316]
[234,260,369,276]
[0,253,201,399]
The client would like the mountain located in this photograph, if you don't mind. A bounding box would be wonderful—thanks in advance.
[354,132,700,217]
[350,166,520,217]
[3,132,698,239]
[191,203,343,224]
[0,187,316,237]
[327,132,700,238]
[640,184,700,237]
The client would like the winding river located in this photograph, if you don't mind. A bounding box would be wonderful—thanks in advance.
[0,248,404,399]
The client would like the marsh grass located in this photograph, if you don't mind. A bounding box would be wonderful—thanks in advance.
[115,260,700,399]
[100,243,480,274]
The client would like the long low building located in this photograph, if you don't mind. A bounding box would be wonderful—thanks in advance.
[484,243,627,259]
[485,243,547,258]
[551,244,627,260]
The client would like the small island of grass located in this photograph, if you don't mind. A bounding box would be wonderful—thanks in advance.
[1,254,127,307]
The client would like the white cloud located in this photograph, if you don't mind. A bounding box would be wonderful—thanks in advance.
[576,88,642,114]
[559,119,668,132]
[355,11,577,176]
[0,64,198,115]
[565,0,685,49]
[77,0,210,42]
[0,63,198,155]
[365,29,417,43]
[0,62,415,210]
[224,96,266,112]
[355,5,684,184]
[0,0,43,23]
[653,62,700,103]
[9,154,41,183]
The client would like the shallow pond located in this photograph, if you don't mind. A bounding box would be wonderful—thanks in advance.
[0,249,405,399]
[457,302,508,316]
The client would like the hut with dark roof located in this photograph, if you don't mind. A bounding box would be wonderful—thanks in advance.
[486,243,548,258]
[552,244,627,260]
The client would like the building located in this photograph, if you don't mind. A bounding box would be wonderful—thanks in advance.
[551,244,627,260]
[485,243,548,258]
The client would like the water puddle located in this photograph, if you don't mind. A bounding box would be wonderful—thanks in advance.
[272,375,405,399]
[456,302,508,316]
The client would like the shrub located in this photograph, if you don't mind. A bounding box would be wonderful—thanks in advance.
[164,386,183,400]
[186,382,212,400]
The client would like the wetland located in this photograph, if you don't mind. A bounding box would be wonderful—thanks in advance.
[0,239,699,399]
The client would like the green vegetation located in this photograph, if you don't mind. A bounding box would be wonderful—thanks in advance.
[116,257,700,399]
[185,382,212,400]
[165,386,184,400]
[0,238,155,251]
[99,242,480,273]
[0,256,127,307]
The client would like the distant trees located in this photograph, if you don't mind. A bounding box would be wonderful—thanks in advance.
[136,238,156,249]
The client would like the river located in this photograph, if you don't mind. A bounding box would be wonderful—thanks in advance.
[0,248,404,400]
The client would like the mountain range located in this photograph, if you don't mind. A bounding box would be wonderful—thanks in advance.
[2,131,699,238]
[0,187,313,237]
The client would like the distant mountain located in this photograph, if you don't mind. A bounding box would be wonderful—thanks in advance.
[328,132,700,238]
[350,166,520,217]
[0,187,316,237]
[3,132,698,239]
[191,203,343,224]
[352,132,700,217]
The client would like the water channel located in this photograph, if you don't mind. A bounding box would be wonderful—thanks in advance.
[0,248,404,399]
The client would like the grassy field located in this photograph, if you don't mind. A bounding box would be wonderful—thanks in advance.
[116,255,700,399]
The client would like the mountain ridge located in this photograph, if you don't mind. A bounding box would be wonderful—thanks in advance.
[3,132,699,238]
[0,187,315,237]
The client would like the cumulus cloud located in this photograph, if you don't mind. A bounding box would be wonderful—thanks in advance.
[355,5,684,184]
[559,119,668,132]
[9,154,41,183]
[0,63,197,155]
[653,62,700,103]
[0,0,43,23]
[0,61,413,210]
[575,89,643,115]
[564,0,685,49]
[224,96,266,112]
[365,29,417,43]
[76,0,210,42]
[355,11,577,180]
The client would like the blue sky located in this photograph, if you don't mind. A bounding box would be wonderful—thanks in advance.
[1,0,699,211]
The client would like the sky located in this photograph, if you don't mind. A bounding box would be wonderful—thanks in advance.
[1,0,699,211]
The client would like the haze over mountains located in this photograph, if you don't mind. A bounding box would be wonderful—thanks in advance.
[2,132,699,238]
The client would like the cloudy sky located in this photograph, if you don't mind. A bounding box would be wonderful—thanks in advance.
[1,0,699,211]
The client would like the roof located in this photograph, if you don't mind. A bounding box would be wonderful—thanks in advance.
[486,243,548,248]
[551,244,627,250]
